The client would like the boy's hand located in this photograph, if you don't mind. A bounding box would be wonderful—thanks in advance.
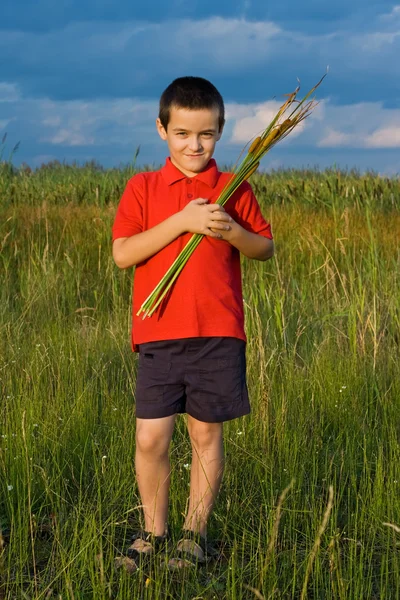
[179,199,233,239]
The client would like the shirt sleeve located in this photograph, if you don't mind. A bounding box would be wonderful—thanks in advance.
[229,181,273,239]
[112,174,144,242]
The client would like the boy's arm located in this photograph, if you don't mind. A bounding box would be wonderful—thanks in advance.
[113,199,232,269]
[222,222,274,261]
[212,182,274,261]
[113,213,184,269]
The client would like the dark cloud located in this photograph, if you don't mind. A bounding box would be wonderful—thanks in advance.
[1,0,396,33]
[1,3,399,171]
[1,0,245,32]
[0,16,399,106]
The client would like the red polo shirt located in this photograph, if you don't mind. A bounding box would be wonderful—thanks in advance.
[112,158,272,351]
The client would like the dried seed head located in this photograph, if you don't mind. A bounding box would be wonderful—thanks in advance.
[244,162,260,180]
[248,136,262,154]
[280,118,293,132]
[262,128,280,147]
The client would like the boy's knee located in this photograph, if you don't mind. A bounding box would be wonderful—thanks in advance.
[188,420,223,449]
[135,425,170,457]
[135,415,175,456]
[136,431,168,456]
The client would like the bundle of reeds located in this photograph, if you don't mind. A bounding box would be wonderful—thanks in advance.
[137,76,325,319]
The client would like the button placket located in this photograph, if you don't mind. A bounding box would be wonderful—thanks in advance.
[186,178,193,199]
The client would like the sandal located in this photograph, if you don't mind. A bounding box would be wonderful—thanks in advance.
[168,529,219,569]
[115,529,170,573]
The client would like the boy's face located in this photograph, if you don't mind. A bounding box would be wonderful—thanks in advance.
[156,106,223,177]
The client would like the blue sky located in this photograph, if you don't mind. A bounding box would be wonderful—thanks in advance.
[1,0,400,173]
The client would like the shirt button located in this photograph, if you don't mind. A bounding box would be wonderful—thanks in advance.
[186,179,192,184]
[187,193,193,199]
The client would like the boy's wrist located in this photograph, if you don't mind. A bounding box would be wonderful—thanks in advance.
[226,221,244,244]
[171,211,186,236]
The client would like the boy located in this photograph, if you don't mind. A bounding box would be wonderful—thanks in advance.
[112,76,274,569]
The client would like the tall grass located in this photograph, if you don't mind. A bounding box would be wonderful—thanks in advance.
[1,156,400,211]
[0,162,399,598]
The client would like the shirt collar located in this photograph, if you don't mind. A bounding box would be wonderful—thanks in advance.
[161,157,220,188]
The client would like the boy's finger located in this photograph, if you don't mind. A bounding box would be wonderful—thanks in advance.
[212,212,232,222]
[207,229,223,239]
[210,222,231,231]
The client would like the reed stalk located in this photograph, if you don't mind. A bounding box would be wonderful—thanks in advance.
[138,75,326,318]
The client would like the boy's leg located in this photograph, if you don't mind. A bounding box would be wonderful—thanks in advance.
[135,415,176,536]
[183,415,224,538]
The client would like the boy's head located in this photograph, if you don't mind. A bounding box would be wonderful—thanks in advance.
[158,76,225,133]
[156,76,225,177]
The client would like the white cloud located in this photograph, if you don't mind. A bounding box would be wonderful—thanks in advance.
[226,97,400,150]
[2,80,400,168]
[0,119,11,131]
[48,129,94,146]
[36,97,158,147]
[318,128,354,147]
[42,116,61,127]
[365,126,400,148]
[174,18,281,67]
[379,5,400,21]
[0,82,20,102]
[357,31,400,52]
[0,89,159,149]
[227,99,307,144]
[317,102,400,148]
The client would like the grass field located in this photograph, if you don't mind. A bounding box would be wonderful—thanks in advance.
[1,161,400,599]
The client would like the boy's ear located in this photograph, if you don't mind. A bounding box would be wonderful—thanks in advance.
[156,118,168,140]
[216,120,225,141]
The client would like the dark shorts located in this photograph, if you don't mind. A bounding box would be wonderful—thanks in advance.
[135,337,250,423]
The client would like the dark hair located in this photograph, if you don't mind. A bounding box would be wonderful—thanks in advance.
[159,76,225,132]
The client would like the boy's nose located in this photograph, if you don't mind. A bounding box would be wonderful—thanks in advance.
[188,136,202,152]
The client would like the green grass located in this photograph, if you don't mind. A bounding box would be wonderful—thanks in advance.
[0,161,400,598]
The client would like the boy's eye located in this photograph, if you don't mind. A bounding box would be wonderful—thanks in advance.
[176,132,213,138]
